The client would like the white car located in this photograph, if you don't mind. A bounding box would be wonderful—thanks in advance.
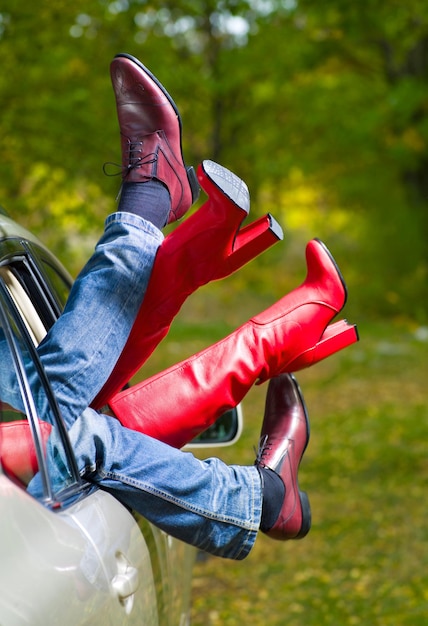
[0,208,241,625]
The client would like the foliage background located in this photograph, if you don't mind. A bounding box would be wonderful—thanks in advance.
[1,0,428,321]
[1,1,428,624]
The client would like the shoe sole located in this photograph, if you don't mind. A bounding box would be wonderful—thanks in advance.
[296,490,312,538]
[200,159,250,214]
[290,374,312,539]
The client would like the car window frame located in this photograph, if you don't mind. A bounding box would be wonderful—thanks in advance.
[24,241,73,315]
[0,275,90,509]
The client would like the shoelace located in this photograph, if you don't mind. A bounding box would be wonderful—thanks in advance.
[254,434,272,466]
[103,139,157,178]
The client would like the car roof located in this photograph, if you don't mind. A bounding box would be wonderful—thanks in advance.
[0,207,72,283]
[0,207,46,251]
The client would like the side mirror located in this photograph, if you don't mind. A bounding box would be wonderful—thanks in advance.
[185,404,243,449]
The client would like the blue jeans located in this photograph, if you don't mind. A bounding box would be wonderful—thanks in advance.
[37,212,262,559]
[37,212,163,428]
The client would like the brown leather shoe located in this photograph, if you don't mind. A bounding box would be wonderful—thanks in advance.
[255,373,311,540]
[110,53,200,223]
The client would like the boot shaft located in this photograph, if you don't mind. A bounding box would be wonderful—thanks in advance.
[93,161,283,409]
[108,239,357,448]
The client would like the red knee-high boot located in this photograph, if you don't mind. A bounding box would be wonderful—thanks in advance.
[108,239,358,448]
[93,160,283,409]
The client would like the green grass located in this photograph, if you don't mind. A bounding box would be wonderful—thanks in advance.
[136,314,428,625]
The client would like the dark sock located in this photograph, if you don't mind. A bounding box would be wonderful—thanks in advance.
[118,180,171,229]
[258,466,286,532]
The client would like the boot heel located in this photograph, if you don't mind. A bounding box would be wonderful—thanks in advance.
[315,320,359,358]
[285,320,359,372]
[186,165,201,205]
[198,160,283,273]
[226,214,283,273]
[236,213,283,248]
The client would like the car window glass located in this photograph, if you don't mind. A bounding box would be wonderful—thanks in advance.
[39,258,71,310]
[0,287,77,501]
[0,267,47,344]
[5,257,64,334]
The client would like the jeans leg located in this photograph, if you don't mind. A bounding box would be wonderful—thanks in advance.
[36,213,163,428]
[64,409,262,560]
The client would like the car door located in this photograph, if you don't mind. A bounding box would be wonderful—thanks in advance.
[0,256,160,625]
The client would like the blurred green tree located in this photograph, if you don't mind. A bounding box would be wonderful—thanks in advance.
[0,0,427,319]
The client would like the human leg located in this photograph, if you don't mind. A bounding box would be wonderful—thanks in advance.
[32,372,310,559]
[109,238,358,447]
[36,214,163,429]
[35,53,199,428]
[93,159,284,408]
[43,407,262,560]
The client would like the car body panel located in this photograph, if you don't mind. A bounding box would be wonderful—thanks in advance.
[0,475,159,625]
